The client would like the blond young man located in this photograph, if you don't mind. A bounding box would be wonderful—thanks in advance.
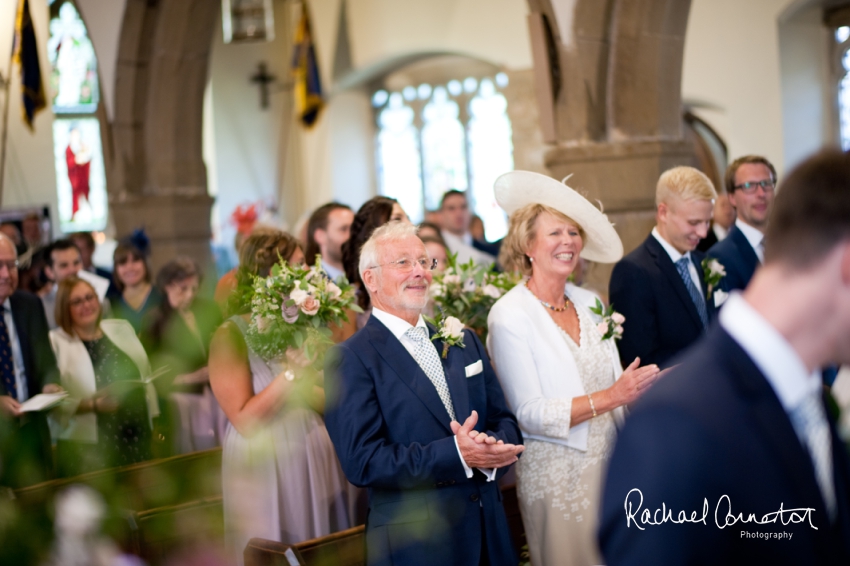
[609,166,718,369]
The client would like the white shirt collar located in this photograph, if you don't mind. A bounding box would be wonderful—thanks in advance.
[2,297,9,312]
[320,260,344,282]
[735,218,764,251]
[651,227,690,264]
[713,223,729,241]
[370,307,427,341]
[719,292,820,411]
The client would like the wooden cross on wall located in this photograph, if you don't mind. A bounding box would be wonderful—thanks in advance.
[251,62,276,109]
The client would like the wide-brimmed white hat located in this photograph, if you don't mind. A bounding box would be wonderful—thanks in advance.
[494,170,623,263]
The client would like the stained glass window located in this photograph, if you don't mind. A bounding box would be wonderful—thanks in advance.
[48,0,107,232]
[47,1,99,113]
[374,72,514,239]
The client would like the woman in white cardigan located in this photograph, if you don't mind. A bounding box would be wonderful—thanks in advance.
[487,171,661,566]
[49,276,159,476]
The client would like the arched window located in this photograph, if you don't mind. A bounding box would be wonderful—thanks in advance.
[373,67,514,241]
[48,0,108,232]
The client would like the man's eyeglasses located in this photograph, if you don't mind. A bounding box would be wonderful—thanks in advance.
[0,260,19,272]
[369,258,439,272]
[70,293,98,308]
[733,180,775,194]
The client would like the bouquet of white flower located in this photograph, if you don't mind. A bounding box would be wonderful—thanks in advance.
[429,254,521,342]
[245,255,360,370]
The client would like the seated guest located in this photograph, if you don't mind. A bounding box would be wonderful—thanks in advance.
[325,221,523,566]
[421,236,449,273]
[304,202,354,281]
[599,149,850,566]
[416,221,445,243]
[109,234,161,333]
[340,197,409,334]
[488,171,660,566]
[209,230,357,566]
[696,191,735,252]
[41,239,110,329]
[49,276,159,476]
[0,223,25,256]
[609,166,718,369]
[0,235,61,488]
[440,190,498,264]
[69,232,118,298]
[141,258,224,456]
[469,213,486,243]
[707,155,777,292]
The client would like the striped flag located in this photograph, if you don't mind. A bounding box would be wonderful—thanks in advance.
[291,5,323,128]
[12,0,46,130]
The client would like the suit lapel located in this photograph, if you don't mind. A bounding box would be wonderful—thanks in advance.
[8,294,34,396]
[431,325,470,422]
[366,318,454,433]
[730,225,760,277]
[645,237,704,329]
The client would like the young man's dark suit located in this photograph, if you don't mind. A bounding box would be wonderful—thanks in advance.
[609,234,717,369]
[707,224,760,292]
[598,324,850,565]
[0,290,59,487]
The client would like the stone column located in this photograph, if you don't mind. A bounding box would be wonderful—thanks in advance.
[110,0,218,273]
[527,0,695,293]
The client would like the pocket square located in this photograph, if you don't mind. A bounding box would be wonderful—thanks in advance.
[465,360,483,377]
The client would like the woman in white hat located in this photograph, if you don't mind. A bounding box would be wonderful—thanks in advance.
[487,171,661,566]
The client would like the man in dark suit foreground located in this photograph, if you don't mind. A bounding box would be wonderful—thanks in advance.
[707,155,777,292]
[599,149,850,565]
[325,221,523,566]
[609,166,718,369]
[0,234,61,488]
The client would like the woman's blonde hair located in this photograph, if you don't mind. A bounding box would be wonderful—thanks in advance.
[499,203,585,276]
[55,277,101,336]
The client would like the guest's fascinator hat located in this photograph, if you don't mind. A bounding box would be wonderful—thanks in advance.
[494,170,624,263]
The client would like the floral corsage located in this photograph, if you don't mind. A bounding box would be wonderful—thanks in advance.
[701,257,726,300]
[426,315,466,358]
[590,299,625,341]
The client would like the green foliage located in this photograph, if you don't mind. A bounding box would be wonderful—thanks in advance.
[429,254,521,342]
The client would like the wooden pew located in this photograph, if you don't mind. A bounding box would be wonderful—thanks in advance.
[244,484,526,566]
[244,525,366,566]
[131,496,225,564]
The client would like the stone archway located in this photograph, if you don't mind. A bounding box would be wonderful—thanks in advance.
[527,0,696,289]
[109,0,218,271]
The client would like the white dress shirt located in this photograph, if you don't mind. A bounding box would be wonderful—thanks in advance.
[321,260,344,282]
[735,218,765,264]
[441,231,495,267]
[2,298,28,402]
[651,227,702,291]
[719,293,820,412]
[370,307,495,481]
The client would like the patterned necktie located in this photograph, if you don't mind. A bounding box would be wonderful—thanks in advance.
[789,392,836,520]
[675,257,709,328]
[405,326,456,421]
[0,308,17,400]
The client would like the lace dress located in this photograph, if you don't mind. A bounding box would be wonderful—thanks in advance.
[516,302,618,566]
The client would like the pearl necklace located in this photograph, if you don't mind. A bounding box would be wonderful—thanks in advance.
[525,280,570,312]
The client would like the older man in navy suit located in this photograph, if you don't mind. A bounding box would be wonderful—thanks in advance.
[707,155,777,292]
[325,222,523,566]
[609,166,718,369]
[599,149,850,565]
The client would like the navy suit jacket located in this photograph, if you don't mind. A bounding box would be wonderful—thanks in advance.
[599,326,850,565]
[609,234,717,369]
[707,225,760,293]
[325,315,522,566]
[0,291,59,487]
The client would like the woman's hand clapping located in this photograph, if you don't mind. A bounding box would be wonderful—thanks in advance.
[608,357,661,407]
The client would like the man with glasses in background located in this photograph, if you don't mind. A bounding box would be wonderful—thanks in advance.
[0,235,61,488]
[708,155,777,293]
[325,221,523,566]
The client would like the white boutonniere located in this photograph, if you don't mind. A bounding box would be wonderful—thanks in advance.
[701,257,726,300]
[589,299,625,341]
[426,315,466,358]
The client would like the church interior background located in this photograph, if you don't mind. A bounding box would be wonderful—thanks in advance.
[0,0,849,561]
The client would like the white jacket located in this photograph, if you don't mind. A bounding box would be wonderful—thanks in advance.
[49,319,160,443]
[487,282,624,452]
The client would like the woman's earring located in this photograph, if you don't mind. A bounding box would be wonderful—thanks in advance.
[528,256,534,263]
